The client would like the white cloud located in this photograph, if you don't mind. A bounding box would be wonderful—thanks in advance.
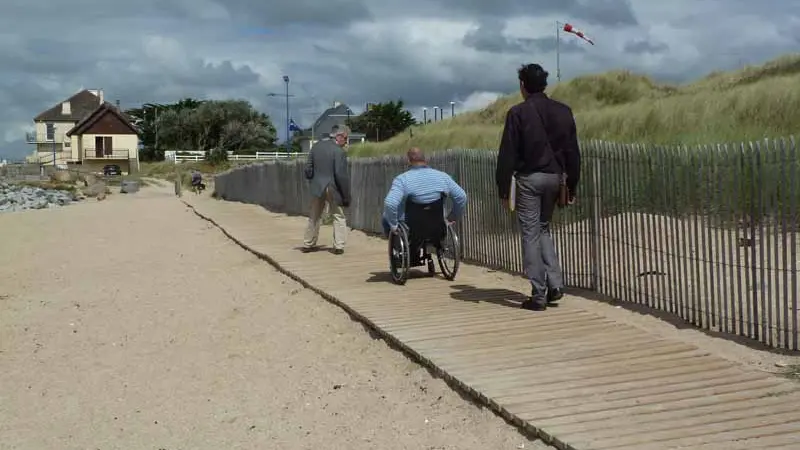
[458,91,504,112]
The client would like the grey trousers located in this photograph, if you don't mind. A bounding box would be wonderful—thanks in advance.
[515,172,564,302]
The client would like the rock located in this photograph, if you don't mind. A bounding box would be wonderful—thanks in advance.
[83,181,107,198]
[120,180,140,194]
[0,181,78,213]
[50,170,74,182]
[81,173,98,186]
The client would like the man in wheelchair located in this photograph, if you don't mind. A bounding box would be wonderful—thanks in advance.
[190,169,205,194]
[381,148,468,284]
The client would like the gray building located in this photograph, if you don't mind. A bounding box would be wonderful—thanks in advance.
[297,102,366,152]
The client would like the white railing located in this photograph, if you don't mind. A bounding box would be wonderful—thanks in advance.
[164,150,305,163]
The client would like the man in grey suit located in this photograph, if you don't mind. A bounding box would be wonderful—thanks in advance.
[302,125,351,254]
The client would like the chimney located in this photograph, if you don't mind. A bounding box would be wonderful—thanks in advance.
[61,101,71,115]
[333,101,341,108]
[98,89,104,104]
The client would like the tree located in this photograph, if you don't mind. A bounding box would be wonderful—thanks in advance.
[346,100,416,142]
[126,98,208,161]
[126,98,277,162]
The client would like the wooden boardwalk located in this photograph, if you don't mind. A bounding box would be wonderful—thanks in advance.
[183,195,800,450]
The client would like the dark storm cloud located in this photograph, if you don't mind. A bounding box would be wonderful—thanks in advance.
[426,0,637,26]
[218,0,373,28]
[0,37,96,75]
[462,18,588,54]
[461,18,529,53]
[624,39,669,54]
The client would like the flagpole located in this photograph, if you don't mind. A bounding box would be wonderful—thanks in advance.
[555,20,561,83]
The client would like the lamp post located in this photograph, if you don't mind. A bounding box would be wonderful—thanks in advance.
[283,75,290,152]
[433,106,439,122]
[267,77,295,153]
[450,101,455,118]
[422,107,427,124]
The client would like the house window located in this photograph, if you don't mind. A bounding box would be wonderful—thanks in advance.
[45,123,55,141]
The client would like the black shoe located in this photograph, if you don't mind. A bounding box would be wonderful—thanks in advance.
[521,299,547,311]
[547,288,564,304]
[333,248,344,255]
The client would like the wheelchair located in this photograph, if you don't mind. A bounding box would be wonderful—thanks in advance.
[191,180,206,194]
[388,195,461,285]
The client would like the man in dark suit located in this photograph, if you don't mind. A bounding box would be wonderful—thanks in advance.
[495,63,581,311]
[302,125,351,254]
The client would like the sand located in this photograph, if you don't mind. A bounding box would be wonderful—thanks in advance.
[0,185,548,450]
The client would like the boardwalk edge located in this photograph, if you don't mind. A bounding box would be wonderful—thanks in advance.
[182,200,576,450]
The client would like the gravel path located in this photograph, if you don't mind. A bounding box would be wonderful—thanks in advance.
[0,186,549,450]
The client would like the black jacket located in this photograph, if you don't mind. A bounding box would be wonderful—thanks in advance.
[495,93,581,199]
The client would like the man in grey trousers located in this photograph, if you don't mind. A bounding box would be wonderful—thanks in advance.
[495,63,581,311]
[302,125,351,255]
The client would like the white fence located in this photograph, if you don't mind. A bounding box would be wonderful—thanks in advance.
[164,150,305,163]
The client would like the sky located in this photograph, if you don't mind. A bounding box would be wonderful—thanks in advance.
[1,0,798,160]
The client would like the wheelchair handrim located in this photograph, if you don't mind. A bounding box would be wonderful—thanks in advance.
[389,231,409,281]
[437,225,460,275]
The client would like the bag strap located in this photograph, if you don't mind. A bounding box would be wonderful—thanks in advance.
[527,99,564,173]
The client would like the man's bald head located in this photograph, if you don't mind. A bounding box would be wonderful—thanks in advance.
[407,147,426,165]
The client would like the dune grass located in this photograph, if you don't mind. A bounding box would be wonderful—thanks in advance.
[139,160,252,186]
[349,54,800,157]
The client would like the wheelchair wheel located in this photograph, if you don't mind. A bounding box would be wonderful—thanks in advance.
[437,223,460,280]
[389,225,410,285]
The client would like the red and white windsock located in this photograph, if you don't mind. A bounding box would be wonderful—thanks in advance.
[562,23,594,45]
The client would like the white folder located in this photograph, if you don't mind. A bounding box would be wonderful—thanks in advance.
[509,174,516,212]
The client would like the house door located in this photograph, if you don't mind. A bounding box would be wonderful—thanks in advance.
[95,136,104,157]
[95,136,113,157]
[103,137,112,156]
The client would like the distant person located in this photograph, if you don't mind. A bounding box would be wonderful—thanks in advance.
[382,147,467,236]
[302,125,351,254]
[190,169,205,193]
[495,63,581,311]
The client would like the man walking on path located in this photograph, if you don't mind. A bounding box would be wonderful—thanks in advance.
[495,63,581,311]
[302,125,351,255]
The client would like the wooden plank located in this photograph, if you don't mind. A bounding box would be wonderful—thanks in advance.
[542,393,799,441]
[185,197,800,450]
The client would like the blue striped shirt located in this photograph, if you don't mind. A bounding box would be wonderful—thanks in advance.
[382,165,468,227]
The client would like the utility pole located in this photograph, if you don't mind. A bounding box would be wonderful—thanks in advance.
[422,107,427,124]
[450,101,455,118]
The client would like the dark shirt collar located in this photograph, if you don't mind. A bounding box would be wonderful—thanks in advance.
[409,164,428,169]
[525,92,548,102]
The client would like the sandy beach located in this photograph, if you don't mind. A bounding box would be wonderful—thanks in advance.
[0,185,548,450]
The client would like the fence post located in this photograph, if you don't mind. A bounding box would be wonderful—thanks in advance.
[590,158,602,291]
[174,166,182,197]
